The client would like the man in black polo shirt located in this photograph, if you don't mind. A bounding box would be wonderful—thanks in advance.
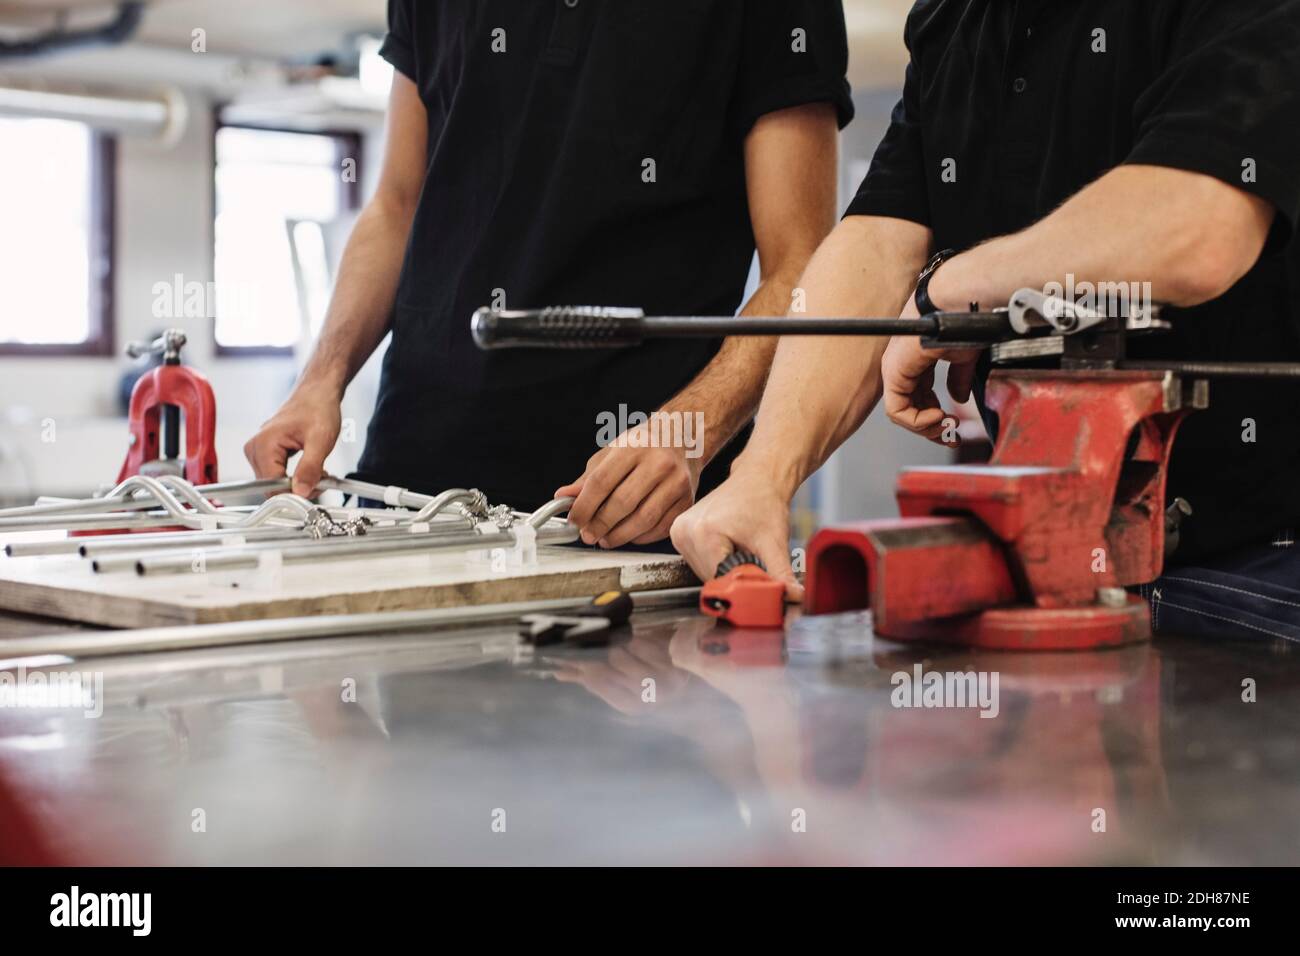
[672,0,1300,640]
[244,1,853,550]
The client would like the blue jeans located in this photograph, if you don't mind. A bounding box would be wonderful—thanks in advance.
[1135,529,1300,643]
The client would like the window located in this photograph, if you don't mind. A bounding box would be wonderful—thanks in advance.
[213,124,359,352]
[0,116,113,355]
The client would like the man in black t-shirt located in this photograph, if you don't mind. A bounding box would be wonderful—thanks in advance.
[245,1,853,550]
[673,0,1300,641]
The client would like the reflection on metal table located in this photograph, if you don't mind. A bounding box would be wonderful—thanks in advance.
[1,606,1296,865]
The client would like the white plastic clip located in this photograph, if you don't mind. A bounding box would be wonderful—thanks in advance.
[383,485,404,507]
[510,523,538,569]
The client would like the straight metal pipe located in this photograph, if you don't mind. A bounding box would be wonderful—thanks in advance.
[5,527,304,558]
[3,513,457,557]
[91,520,478,574]
[0,511,191,533]
[79,515,473,559]
[0,587,702,662]
[319,476,434,510]
[133,525,580,576]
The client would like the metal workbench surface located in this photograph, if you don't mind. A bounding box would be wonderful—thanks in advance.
[1,607,1297,865]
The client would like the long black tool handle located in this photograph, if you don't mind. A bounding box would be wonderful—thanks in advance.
[1122,360,1300,380]
[470,306,988,350]
[470,307,1300,380]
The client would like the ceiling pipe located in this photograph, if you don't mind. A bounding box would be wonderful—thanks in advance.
[0,80,187,143]
[0,2,146,60]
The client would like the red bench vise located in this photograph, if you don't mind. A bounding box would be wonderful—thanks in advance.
[804,369,1205,650]
[118,329,218,485]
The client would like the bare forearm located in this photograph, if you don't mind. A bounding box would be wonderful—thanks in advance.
[736,216,932,497]
[297,198,414,399]
[659,273,796,465]
[928,166,1275,313]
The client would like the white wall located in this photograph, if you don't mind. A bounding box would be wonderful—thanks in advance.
[0,72,384,500]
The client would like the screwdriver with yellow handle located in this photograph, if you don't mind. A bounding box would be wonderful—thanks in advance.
[519,590,636,647]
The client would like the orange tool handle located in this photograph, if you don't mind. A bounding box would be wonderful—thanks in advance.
[700,565,786,628]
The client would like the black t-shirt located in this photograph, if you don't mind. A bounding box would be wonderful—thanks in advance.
[847,0,1300,563]
[357,0,853,511]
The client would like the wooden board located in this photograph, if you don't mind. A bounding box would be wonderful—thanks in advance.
[0,540,695,629]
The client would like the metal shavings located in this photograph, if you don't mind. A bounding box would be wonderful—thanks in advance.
[305,507,371,540]
[487,504,516,531]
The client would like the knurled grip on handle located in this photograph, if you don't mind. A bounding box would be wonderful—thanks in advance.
[715,550,767,578]
[471,306,647,350]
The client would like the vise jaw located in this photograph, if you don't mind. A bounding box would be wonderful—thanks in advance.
[805,370,1207,650]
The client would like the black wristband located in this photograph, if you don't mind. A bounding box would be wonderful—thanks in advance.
[914,248,957,317]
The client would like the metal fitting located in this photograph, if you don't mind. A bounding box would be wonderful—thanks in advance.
[1096,587,1129,609]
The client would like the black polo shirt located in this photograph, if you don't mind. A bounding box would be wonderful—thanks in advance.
[848,0,1300,563]
[357,0,853,511]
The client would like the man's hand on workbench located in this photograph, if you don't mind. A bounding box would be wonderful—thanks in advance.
[557,424,702,548]
[880,296,981,444]
[670,471,801,600]
[244,385,342,498]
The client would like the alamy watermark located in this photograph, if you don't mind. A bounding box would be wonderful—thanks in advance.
[151,273,259,322]
[0,666,103,719]
[1041,273,1154,321]
[596,404,705,460]
[50,886,151,936]
[890,663,999,719]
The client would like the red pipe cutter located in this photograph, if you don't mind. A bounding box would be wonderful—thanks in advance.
[118,329,218,485]
[72,330,220,539]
